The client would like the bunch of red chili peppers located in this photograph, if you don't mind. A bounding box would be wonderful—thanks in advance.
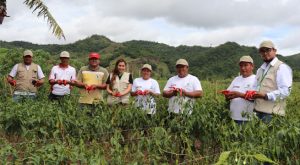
[219,90,256,100]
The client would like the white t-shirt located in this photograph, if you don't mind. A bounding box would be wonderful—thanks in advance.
[227,75,256,121]
[49,65,76,95]
[9,64,45,79]
[132,78,161,114]
[163,74,202,114]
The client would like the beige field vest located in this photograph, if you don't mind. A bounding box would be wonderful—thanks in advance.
[15,63,38,93]
[254,60,286,116]
[107,72,130,105]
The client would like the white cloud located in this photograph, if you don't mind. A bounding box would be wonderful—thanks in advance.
[1,0,300,55]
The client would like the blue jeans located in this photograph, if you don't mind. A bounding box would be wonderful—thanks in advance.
[254,110,272,123]
[13,94,36,102]
[234,120,248,125]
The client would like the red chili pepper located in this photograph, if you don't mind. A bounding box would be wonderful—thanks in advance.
[85,85,95,93]
[114,92,121,97]
[169,87,183,96]
[136,90,149,96]
[219,90,230,95]
[136,90,143,95]
[9,80,16,86]
[57,80,63,85]
[62,80,69,86]
[143,91,148,95]
[244,90,256,100]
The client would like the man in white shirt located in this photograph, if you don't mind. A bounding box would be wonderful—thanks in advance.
[7,50,45,101]
[224,56,256,124]
[252,40,292,122]
[163,59,202,114]
[131,64,160,115]
[48,51,77,100]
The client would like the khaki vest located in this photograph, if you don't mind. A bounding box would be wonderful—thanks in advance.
[15,63,38,93]
[254,60,286,116]
[107,72,130,105]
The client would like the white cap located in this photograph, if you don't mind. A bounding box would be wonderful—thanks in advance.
[60,51,70,58]
[176,59,189,66]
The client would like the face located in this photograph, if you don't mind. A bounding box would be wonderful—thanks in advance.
[176,65,189,77]
[141,68,151,80]
[23,55,32,65]
[239,62,254,77]
[89,58,100,67]
[117,62,126,73]
[259,47,276,62]
[60,57,69,65]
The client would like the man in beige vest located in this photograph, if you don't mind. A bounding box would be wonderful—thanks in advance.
[252,41,292,122]
[7,50,45,102]
[75,52,109,109]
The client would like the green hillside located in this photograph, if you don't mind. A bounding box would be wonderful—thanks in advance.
[1,35,299,80]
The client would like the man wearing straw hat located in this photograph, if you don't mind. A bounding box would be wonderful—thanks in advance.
[7,50,45,101]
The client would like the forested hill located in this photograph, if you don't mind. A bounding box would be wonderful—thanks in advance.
[1,35,300,80]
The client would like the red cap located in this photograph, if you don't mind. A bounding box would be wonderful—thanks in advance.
[89,52,100,59]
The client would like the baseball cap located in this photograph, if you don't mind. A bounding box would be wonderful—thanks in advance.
[60,51,70,58]
[23,50,33,57]
[259,40,275,49]
[176,59,189,66]
[141,64,152,71]
[239,55,253,64]
[89,52,100,59]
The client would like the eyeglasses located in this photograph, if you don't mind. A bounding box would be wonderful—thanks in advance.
[259,48,273,53]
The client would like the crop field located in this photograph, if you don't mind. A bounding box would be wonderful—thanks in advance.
[0,78,299,164]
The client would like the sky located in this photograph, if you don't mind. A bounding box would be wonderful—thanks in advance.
[1,0,300,56]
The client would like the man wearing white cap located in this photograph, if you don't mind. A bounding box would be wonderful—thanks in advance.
[223,56,256,124]
[131,64,160,115]
[252,40,292,122]
[7,50,45,101]
[163,59,202,114]
[48,51,77,100]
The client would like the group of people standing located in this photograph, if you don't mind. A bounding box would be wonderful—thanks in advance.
[224,40,292,123]
[6,40,293,123]
[6,49,202,115]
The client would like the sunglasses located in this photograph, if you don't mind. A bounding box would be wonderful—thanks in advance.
[259,48,273,53]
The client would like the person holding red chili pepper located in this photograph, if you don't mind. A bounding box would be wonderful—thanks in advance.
[252,41,292,123]
[163,59,202,115]
[75,52,109,109]
[48,51,76,101]
[7,50,45,102]
[106,59,133,106]
[222,56,256,124]
[131,64,160,115]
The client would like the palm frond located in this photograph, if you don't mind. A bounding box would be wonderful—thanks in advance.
[24,0,65,40]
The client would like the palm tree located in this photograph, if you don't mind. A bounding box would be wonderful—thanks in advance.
[0,0,65,40]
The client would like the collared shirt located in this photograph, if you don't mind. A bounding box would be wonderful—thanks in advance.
[49,65,76,95]
[256,57,292,101]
